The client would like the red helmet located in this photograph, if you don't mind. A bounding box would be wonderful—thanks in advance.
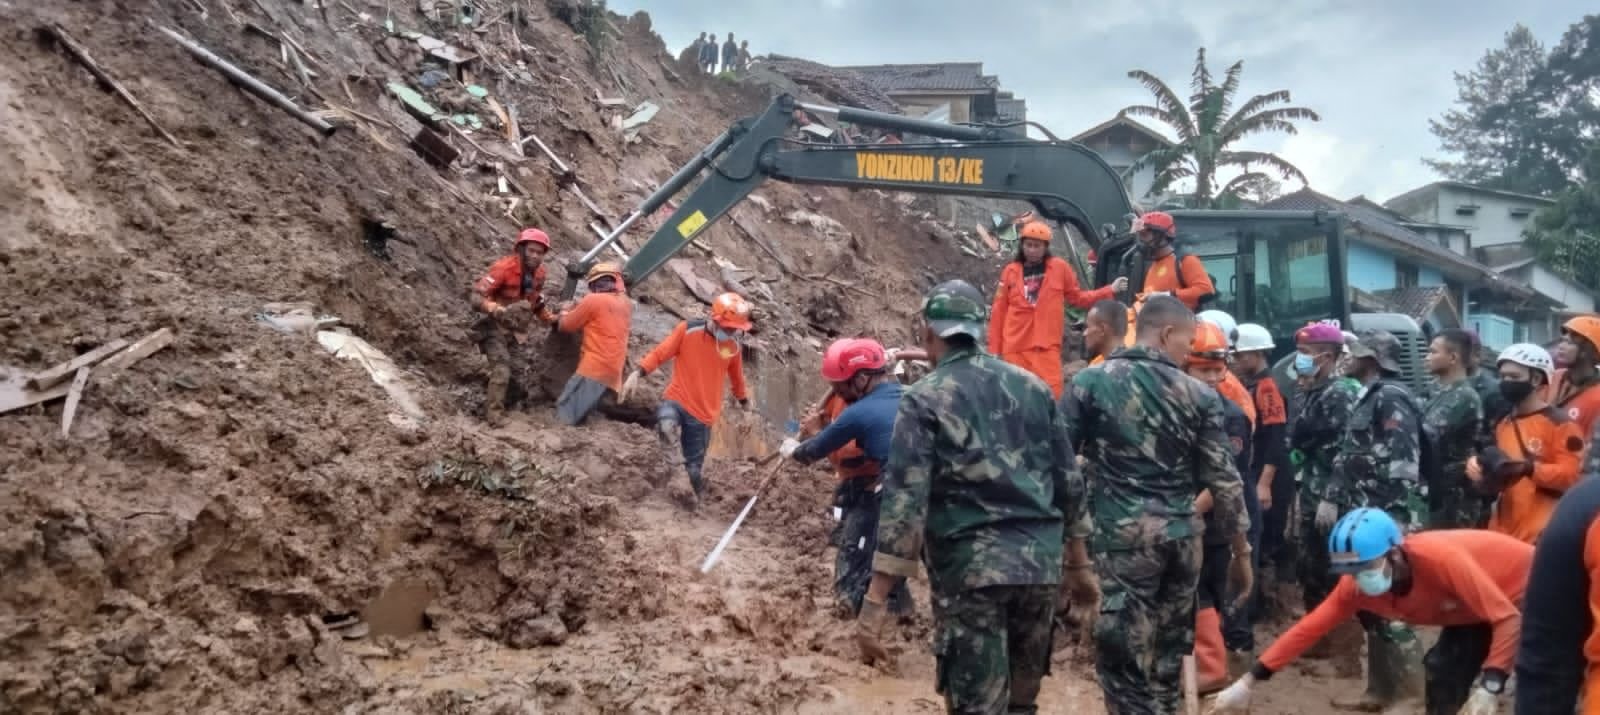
[1086,249,1098,264]
[710,292,754,331]
[1136,211,1176,239]
[515,228,551,250]
[822,338,888,382]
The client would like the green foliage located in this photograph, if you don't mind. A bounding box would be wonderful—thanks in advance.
[574,0,613,58]
[1121,48,1319,208]
[421,453,567,501]
[1526,142,1600,287]
[1428,16,1600,196]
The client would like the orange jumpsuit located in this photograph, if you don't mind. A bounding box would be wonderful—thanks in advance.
[1142,252,1214,311]
[474,256,555,321]
[989,257,1113,397]
[1487,407,1585,543]
[1551,368,1600,440]
[1514,476,1600,713]
[639,320,749,426]
[557,291,633,392]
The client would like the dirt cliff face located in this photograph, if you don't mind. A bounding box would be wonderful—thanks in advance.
[0,2,1364,712]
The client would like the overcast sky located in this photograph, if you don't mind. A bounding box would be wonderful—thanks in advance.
[612,1,1588,202]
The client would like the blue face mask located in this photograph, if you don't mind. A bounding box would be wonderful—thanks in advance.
[1354,567,1392,596]
[1293,352,1316,376]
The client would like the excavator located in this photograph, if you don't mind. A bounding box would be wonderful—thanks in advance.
[563,93,1428,391]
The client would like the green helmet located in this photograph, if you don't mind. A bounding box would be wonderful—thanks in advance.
[922,279,988,340]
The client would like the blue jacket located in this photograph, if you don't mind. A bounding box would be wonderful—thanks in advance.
[792,382,902,466]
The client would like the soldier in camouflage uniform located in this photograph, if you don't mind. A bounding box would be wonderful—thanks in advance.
[1328,329,1427,710]
[1422,329,1490,529]
[1062,295,1252,715]
[1288,323,1361,615]
[856,280,1087,715]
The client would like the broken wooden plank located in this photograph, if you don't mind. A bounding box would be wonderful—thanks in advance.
[99,328,175,372]
[0,369,72,416]
[60,367,90,437]
[1181,655,1199,715]
[666,259,720,304]
[521,131,572,175]
[26,338,130,390]
[44,25,182,148]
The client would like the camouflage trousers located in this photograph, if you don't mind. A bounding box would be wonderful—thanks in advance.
[831,479,912,617]
[1425,483,1491,530]
[931,584,1057,715]
[1093,539,1200,715]
[1296,492,1340,613]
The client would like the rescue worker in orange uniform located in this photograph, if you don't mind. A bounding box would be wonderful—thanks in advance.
[623,292,753,509]
[1514,474,1600,715]
[472,228,558,426]
[989,220,1128,396]
[1468,343,1585,544]
[1135,211,1215,311]
[554,262,633,426]
[1197,310,1258,427]
[1551,315,1600,438]
[1212,508,1530,715]
[1185,321,1255,694]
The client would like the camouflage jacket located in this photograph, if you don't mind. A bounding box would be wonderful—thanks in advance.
[1062,345,1247,552]
[872,346,1083,596]
[1422,378,1487,528]
[1330,379,1425,526]
[1291,375,1361,501]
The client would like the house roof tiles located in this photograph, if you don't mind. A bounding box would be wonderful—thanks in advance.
[837,62,999,93]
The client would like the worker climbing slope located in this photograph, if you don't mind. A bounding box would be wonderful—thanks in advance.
[1134,211,1214,311]
[1471,343,1584,544]
[1062,295,1251,714]
[781,338,912,617]
[1211,508,1530,715]
[857,280,1084,714]
[622,292,753,509]
[988,219,1127,396]
[472,227,558,427]
[554,262,633,426]
[1184,321,1255,694]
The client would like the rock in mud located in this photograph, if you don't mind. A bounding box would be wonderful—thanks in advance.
[505,614,568,648]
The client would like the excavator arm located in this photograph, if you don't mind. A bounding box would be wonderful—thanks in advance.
[564,94,1140,298]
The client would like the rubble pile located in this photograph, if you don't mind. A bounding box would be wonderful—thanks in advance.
[755,54,902,114]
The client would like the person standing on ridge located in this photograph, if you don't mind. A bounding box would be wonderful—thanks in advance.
[554,262,633,426]
[622,292,753,509]
[721,33,738,74]
[782,338,913,617]
[472,227,558,427]
[1470,343,1584,544]
[854,280,1085,714]
[1062,294,1251,714]
[989,219,1127,396]
[699,33,719,73]
[1422,328,1489,529]
[1133,211,1214,311]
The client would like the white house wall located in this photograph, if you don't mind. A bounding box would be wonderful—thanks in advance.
[1435,186,1544,248]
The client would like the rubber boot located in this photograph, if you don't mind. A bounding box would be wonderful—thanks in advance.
[1194,607,1229,694]
[1376,627,1424,714]
[652,420,683,488]
[484,364,510,428]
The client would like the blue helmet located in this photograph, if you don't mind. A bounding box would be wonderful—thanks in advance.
[1326,508,1403,573]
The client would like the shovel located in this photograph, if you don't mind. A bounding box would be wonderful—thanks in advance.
[700,455,787,573]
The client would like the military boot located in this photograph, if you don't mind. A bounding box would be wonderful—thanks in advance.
[484,365,510,428]
[1331,626,1419,712]
[655,420,684,488]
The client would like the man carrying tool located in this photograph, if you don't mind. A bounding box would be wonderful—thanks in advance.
[1513,473,1600,714]
[1423,329,1489,529]
[1134,211,1215,311]
[781,337,912,617]
[1469,343,1584,544]
[1551,315,1600,438]
[1062,294,1252,714]
[989,219,1128,396]
[1210,507,1531,715]
[1328,329,1428,711]
[1289,322,1362,670]
[854,280,1085,715]
[473,227,558,427]
[554,262,632,426]
[622,292,753,509]
[1232,323,1292,626]
[1083,299,1128,367]
[1185,321,1256,693]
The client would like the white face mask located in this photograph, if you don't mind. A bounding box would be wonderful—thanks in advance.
[1354,566,1393,596]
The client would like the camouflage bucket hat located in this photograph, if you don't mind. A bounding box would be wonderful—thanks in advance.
[922,279,988,340]
[1348,329,1402,374]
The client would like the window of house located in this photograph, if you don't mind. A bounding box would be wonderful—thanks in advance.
[1455,204,1480,216]
[1509,207,1533,218]
[1397,262,1419,289]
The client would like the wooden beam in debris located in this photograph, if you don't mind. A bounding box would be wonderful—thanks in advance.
[44,25,182,148]
[60,368,90,437]
[98,328,175,372]
[26,338,130,390]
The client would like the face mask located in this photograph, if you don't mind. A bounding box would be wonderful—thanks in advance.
[1354,567,1392,597]
[1293,353,1316,376]
[1499,379,1535,404]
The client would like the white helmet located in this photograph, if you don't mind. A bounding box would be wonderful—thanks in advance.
[1498,343,1555,383]
[1197,310,1238,347]
[1234,323,1275,353]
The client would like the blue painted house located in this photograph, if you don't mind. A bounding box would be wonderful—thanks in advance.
[1263,189,1546,349]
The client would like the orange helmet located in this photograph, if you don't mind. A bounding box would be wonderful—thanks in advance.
[586,262,624,289]
[1188,322,1229,365]
[1019,220,1051,242]
[710,292,754,331]
[1563,315,1600,352]
[1136,211,1176,239]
